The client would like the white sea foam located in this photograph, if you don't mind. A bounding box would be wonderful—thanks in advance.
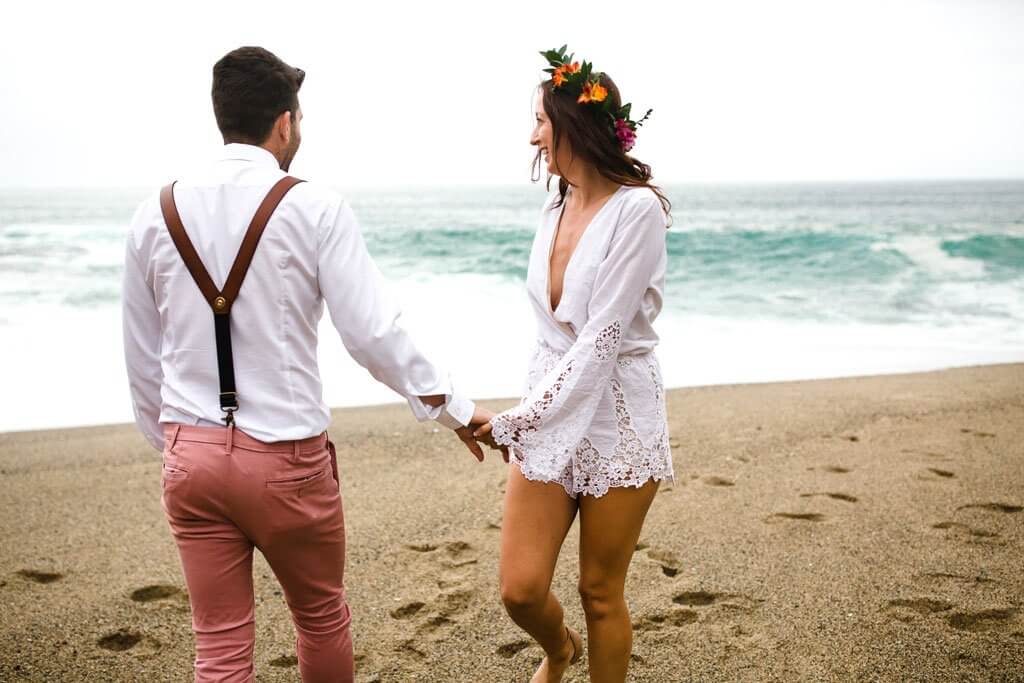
[2,274,1022,434]
[870,236,987,278]
[3,182,1023,434]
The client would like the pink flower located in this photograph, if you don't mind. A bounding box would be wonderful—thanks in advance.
[614,119,636,152]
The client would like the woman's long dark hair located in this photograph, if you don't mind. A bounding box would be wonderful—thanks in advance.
[532,74,671,222]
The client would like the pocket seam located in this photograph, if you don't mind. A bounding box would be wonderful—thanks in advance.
[163,465,189,480]
[265,467,327,491]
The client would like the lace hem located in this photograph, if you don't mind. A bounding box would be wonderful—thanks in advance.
[494,358,675,499]
[513,443,674,499]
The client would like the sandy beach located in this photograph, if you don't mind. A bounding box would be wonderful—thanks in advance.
[1,364,1022,682]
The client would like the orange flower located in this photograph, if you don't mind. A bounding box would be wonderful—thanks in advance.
[552,67,568,87]
[577,80,607,104]
[564,62,580,74]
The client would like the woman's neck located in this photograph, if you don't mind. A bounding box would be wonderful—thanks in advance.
[565,164,620,207]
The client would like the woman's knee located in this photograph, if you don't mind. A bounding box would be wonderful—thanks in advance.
[578,576,624,620]
[500,575,550,615]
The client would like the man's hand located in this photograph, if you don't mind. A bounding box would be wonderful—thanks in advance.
[469,405,509,463]
[455,425,486,462]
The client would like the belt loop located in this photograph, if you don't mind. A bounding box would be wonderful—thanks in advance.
[225,423,234,456]
[169,424,181,450]
[293,438,301,463]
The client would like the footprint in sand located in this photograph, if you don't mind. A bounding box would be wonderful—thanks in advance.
[959,428,995,438]
[269,654,298,668]
[811,465,851,474]
[495,639,532,659]
[404,542,438,552]
[405,540,479,567]
[390,601,425,619]
[703,476,734,487]
[440,541,479,569]
[931,521,999,539]
[885,597,953,621]
[947,607,1020,633]
[918,571,997,586]
[634,591,764,643]
[16,569,64,584]
[673,591,720,607]
[130,584,182,602]
[766,512,826,523]
[673,590,763,612]
[799,492,858,503]
[645,548,681,577]
[925,468,955,479]
[633,609,699,631]
[956,502,1022,514]
[96,630,144,652]
[396,639,427,660]
[392,587,477,662]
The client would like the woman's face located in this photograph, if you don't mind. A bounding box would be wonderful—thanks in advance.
[531,93,572,178]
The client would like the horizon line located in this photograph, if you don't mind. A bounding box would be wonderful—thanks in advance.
[2,176,1024,193]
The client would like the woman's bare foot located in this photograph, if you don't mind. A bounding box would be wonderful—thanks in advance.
[530,626,582,683]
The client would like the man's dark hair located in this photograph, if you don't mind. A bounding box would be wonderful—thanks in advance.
[212,46,305,144]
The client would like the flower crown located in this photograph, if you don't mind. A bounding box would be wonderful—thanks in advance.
[540,45,652,153]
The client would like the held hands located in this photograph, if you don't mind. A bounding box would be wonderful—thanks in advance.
[455,405,509,463]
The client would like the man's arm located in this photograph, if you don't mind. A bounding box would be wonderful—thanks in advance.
[122,222,164,451]
[316,198,480,445]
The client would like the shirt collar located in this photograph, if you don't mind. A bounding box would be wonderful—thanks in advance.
[218,143,281,168]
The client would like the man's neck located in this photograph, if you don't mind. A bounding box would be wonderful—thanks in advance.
[224,140,284,168]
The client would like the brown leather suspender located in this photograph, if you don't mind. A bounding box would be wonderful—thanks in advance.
[159,176,305,426]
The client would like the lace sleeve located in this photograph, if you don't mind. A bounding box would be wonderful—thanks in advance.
[491,195,667,473]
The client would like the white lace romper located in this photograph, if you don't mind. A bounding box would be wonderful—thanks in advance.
[491,185,674,498]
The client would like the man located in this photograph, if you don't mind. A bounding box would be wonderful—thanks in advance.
[122,46,497,683]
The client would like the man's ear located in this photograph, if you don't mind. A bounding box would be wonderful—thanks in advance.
[276,110,292,146]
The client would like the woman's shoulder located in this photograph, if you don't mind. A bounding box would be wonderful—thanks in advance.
[615,185,667,231]
[618,185,662,211]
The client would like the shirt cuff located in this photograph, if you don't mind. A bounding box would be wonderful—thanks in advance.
[437,394,475,430]
[408,393,475,430]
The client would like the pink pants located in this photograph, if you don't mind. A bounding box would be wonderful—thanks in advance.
[161,424,353,683]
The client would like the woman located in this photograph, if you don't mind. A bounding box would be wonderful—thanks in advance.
[475,47,674,682]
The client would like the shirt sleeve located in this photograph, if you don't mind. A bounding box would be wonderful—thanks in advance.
[122,211,165,451]
[317,199,474,429]
[489,194,666,462]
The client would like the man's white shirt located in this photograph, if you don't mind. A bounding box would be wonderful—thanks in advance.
[122,143,474,450]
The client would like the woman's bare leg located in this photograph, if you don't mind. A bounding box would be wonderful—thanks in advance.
[577,480,660,682]
[499,464,580,682]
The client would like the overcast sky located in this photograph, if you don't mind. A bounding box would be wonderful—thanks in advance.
[2,0,1022,188]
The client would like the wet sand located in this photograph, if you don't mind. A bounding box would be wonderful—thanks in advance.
[1,364,1022,682]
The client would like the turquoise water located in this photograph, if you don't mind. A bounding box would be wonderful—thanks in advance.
[1,181,1022,431]
[356,181,1024,328]
[2,181,1023,326]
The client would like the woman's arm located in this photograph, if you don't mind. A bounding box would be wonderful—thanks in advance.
[478,194,667,460]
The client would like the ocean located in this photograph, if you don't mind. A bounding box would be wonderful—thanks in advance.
[1,181,1022,433]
